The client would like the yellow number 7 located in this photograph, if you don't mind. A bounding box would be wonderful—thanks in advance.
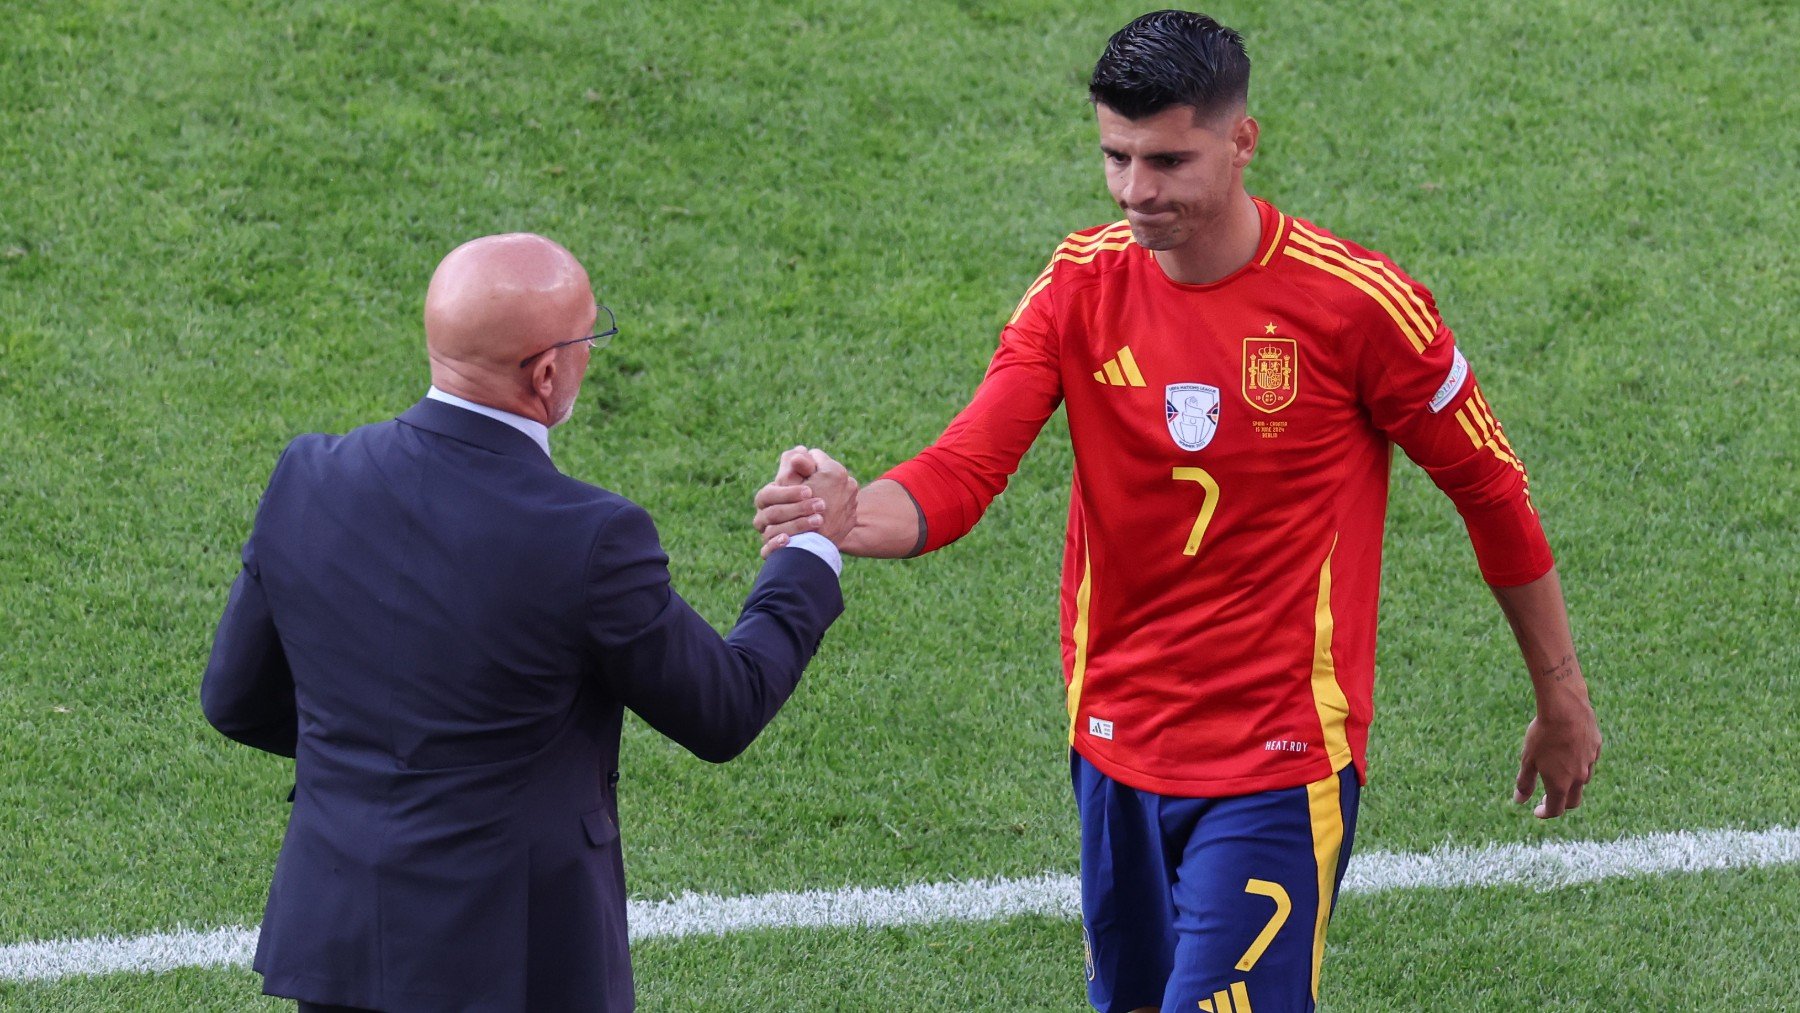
[1237,878,1292,972]
[1172,467,1221,557]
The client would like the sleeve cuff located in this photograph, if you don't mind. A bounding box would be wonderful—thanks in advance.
[783,532,843,576]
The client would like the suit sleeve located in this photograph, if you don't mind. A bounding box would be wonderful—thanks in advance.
[584,502,843,762]
[881,259,1065,553]
[1348,256,1554,586]
[201,473,298,757]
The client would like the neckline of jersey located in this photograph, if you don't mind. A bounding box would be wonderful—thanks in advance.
[1139,196,1280,293]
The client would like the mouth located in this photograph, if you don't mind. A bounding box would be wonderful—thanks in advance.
[1126,208,1178,226]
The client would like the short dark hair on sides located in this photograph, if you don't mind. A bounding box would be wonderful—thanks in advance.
[1089,10,1250,120]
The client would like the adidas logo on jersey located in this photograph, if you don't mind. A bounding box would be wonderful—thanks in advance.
[1197,981,1254,1012]
[1092,346,1147,387]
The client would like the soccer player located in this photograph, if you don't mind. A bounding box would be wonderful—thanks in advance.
[755,11,1600,1012]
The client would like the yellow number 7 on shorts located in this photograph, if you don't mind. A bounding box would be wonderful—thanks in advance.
[1236,878,1292,973]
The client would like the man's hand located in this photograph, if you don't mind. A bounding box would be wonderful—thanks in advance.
[804,448,857,546]
[756,451,925,559]
[754,446,824,557]
[1493,568,1601,819]
[1515,680,1602,819]
[753,446,856,558]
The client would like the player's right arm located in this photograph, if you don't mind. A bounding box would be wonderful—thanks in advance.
[755,258,1066,557]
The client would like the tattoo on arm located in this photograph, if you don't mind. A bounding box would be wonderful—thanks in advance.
[1541,654,1577,683]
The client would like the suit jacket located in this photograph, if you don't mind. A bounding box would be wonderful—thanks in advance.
[201,398,842,1012]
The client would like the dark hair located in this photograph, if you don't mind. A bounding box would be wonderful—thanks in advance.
[1089,11,1250,120]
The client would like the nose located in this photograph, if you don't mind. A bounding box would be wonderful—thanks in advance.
[1120,160,1159,208]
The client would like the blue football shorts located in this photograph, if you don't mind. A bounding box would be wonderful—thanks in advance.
[1072,751,1360,1013]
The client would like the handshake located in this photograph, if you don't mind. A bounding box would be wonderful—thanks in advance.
[752,446,860,559]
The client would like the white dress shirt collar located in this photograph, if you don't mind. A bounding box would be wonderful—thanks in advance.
[425,386,552,461]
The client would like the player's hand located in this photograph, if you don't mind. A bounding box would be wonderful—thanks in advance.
[1514,701,1601,819]
[804,448,858,547]
[754,446,826,558]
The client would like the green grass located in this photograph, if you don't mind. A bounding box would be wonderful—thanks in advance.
[2,0,1795,1008]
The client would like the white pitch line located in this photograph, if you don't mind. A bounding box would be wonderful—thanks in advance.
[0,923,260,985]
[3,826,1796,984]
[1341,826,1800,894]
[629,870,1080,940]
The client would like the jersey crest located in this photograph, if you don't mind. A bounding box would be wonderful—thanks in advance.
[1165,383,1221,451]
[1242,338,1298,414]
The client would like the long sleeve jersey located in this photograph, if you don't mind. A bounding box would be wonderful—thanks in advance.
[885,198,1552,797]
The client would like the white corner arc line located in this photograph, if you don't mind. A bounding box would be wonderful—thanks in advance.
[3,826,1796,984]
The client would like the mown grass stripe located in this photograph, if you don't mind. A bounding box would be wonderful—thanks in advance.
[3,826,1794,984]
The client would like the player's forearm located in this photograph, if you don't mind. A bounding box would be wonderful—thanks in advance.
[840,479,926,558]
[1489,567,1593,719]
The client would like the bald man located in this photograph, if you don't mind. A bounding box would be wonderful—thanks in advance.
[202,234,853,1012]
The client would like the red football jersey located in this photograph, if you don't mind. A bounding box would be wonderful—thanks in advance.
[885,198,1552,796]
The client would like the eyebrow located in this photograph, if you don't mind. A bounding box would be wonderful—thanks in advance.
[1100,145,1194,160]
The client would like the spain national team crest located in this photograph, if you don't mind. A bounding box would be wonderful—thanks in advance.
[1242,338,1299,414]
[1164,383,1221,451]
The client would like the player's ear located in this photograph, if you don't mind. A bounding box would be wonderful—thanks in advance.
[1233,115,1259,168]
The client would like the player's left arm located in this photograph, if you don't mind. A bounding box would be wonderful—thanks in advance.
[1489,567,1599,818]
[1349,254,1600,818]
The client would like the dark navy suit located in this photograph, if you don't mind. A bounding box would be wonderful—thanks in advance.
[201,398,842,1012]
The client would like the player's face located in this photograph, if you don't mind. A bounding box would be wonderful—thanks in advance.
[1096,102,1257,254]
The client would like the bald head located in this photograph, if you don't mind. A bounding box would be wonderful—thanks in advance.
[423,233,598,425]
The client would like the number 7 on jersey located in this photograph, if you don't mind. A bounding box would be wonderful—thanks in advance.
[1172,467,1221,557]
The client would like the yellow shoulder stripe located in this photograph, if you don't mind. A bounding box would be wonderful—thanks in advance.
[1289,223,1438,344]
[1009,223,1136,328]
[1282,245,1430,353]
[1007,266,1054,327]
[1050,223,1136,265]
[1299,225,1438,335]
[1258,212,1289,267]
[1053,240,1134,266]
[1061,221,1132,252]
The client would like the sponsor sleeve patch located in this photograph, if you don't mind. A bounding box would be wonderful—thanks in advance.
[1428,346,1470,414]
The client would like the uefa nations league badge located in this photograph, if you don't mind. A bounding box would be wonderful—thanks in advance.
[1165,383,1221,451]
